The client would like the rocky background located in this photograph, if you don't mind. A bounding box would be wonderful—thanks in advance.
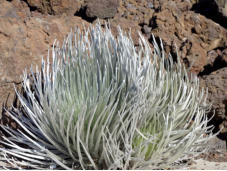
[0,0,226,164]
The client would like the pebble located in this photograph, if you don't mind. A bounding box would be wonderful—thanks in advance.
[148,2,154,9]
[142,25,152,34]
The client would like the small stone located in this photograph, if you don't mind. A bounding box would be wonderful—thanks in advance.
[207,50,218,64]
[148,2,154,9]
[194,25,202,34]
[142,25,151,34]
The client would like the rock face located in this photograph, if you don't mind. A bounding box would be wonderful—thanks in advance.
[0,0,227,142]
[0,0,89,111]
[144,0,227,74]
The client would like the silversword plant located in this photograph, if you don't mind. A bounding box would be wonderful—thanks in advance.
[0,23,215,169]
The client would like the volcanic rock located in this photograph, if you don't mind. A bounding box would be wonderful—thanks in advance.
[26,0,81,15]
[200,67,227,141]
[85,0,119,19]
[0,0,89,111]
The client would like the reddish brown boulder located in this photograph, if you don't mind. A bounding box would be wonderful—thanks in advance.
[26,0,81,15]
[0,0,89,112]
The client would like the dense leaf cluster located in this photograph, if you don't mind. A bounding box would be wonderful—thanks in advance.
[0,23,214,169]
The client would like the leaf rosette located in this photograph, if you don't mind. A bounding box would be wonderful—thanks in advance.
[0,23,215,170]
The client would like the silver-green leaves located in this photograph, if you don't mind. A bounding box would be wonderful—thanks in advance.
[0,23,214,169]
